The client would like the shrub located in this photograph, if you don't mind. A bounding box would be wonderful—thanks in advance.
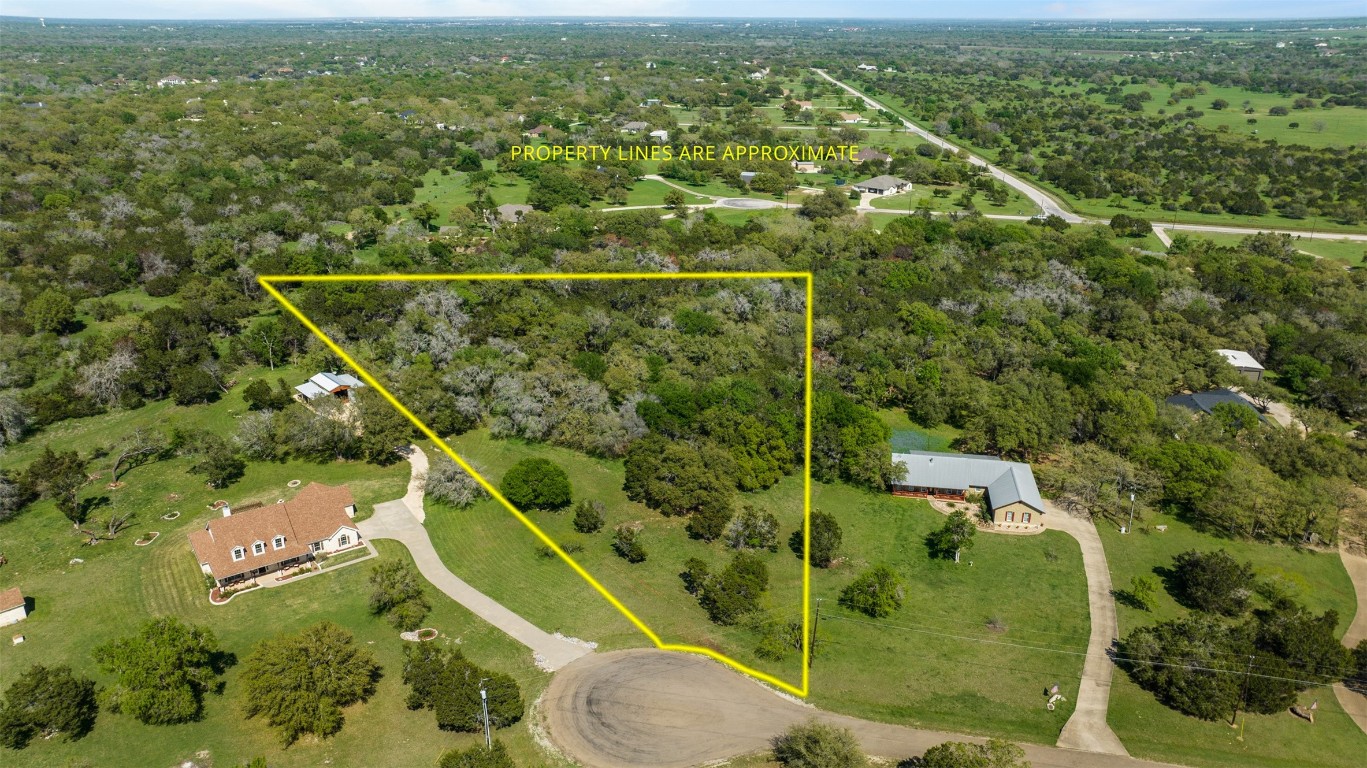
[772,720,865,768]
[571,499,605,533]
[499,458,572,511]
[838,565,904,618]
[612,525,646,563]
[438,740,516,768]
[1169,549,1254,616]
[699,552,769,625]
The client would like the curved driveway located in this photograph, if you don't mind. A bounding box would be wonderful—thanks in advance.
[543,648,1184,768]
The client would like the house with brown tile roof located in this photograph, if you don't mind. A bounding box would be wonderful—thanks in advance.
[189,483,361,587]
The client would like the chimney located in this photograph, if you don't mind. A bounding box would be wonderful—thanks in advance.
[221,504,232,518]
[205,523,213,541]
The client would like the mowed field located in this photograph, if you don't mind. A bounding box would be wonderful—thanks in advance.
[1183,230,1367,266]
[1097,509,1365,768]
[423,430,1091,745]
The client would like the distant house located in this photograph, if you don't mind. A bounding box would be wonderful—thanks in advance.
[0,588,27,627]
[891,451,1045,529]
[526,125,551,137]
[621,120,649,134]
[641,98,662,107]
[739,171,758,185]
[157,75,188,87]
[19,101,46,109]
[791,160,818,173]
[1166,388,1263,419]
[190,483,361,588]
[649,129,670,142]
[855,148,892,164]
[839,112,867,124]
[1216,349,1265,382]
[852,175,911,195]
[795,100,813,110]
[294,372,366,403]
[856,63,879,71]
[497,203,534,223]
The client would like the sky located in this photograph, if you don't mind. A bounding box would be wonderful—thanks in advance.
[3,2,1363,22]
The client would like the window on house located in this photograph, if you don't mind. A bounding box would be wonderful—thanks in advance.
[232,546,245,561]
[272,535,285,550]
[310,542,323,553]
[253,541,265,556]
[1022,512,1032,524]
[1005,510,1014,522]
[338,534,350,547]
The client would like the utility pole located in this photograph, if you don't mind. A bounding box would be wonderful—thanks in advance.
[1233,655,1255,739]
[479,678,492,750]
[808,598,823,668]
[1126,492,1136,535]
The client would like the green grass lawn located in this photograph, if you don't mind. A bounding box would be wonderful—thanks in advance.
[423,430,1091,745]
[1181,231,1367,266]
[868,186,1040,217]
[1097,510,1365,768]
[0,460,557,768]
[412,165,531,226]
[592,179,712,209]
[806,485,1089,745]
[879,408,961,453]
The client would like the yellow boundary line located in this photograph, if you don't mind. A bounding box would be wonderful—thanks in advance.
[259,271,814,697]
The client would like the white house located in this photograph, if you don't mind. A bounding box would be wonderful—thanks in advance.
[294,371,366,402]
[1216,349,1265,382]
[649,129,670,142]
[0,588,27,627]
[852,175,911,195]
[190,483,362,588]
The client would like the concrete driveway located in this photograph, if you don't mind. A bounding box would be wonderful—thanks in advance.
[359,446,592,671]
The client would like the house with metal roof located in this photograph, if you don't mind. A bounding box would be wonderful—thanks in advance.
[891,450,1045,529]
[852,175,911,195]
[1165,388,1264,420]
[1215,349,1265,382]
[294,372,366,402]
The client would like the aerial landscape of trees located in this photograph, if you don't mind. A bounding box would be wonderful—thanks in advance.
[0,13,1363,768]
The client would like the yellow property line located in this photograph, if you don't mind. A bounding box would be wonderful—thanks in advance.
[259,271,815,697]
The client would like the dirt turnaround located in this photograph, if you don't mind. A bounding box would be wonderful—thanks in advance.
[541,648,1185,768]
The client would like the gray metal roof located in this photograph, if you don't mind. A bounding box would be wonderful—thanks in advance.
[1165,388,1263,419]
[853,175,909,191]
[891,450,1044,512]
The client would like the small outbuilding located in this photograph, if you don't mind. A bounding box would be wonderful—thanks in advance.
[0,587,27,627]
[1216,349,1265,382]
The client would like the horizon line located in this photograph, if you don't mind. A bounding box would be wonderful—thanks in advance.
[3,14,1365,23]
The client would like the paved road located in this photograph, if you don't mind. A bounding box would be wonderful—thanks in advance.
[543,648,1185,768]
[359,447,592,671]
[1333,542,1367,735]
[1044,504,1129,755]
[813,69,1080,223]
[814,69,1367,243]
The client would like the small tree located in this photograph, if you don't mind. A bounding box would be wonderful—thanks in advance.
[680,557,710,595]
[21,446,88,527]
[919,738,1028,768]
[612,524,647,563]
[724,506,780,551]
[699,552,769,625]
[92,618,225,726]
[241,621,380,744]
[772,720,865,768]
[663,189,687,209]
[403,645,523,733]
[572,499,605,533]
[790,510,842,567]
[838,565,905,618]
[425,455,489,508]
[369,561,431,631]
[354,388,413,465]
[25,289,76,334]
[499,458,572,511]
[0,664,98,749]
[438,739,516,768]
[927,510,976,563]
[1109,213,1152,238]
[1170,550,1254,616]
[1130,575,1158,612]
